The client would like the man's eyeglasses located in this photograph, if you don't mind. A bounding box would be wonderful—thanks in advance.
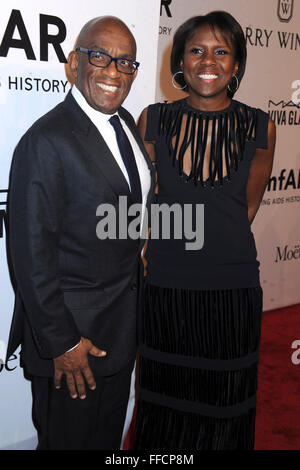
[76,47,140,75]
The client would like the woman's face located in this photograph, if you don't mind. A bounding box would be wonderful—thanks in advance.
[180,24,239,110]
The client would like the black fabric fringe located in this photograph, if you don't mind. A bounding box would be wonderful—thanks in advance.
[142,284,262,359]
[134,401,256,450]
[157,100,257,187]
[139,358,258,408]
[133,284,262,450]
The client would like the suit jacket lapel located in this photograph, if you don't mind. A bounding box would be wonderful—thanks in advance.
[63,92,131,199]
[75,124,132,199]
[63,92,155,214]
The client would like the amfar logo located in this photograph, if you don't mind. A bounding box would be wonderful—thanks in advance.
[278,0,294,22]
[160,0,172,17]
[0,9,67,62]
[267,169,300,191]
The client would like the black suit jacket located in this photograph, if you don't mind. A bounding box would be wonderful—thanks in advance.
[6,91,155,377]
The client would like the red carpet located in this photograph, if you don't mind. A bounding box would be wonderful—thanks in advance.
[124,303,300,450]
[255,303,300,450]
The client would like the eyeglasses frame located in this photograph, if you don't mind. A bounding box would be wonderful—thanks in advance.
[75,47,140,75]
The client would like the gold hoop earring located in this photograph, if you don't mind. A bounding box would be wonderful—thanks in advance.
[227,75,239,93]
[172,71,187,90]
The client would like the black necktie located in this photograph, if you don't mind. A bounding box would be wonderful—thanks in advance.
[109,115,142,204]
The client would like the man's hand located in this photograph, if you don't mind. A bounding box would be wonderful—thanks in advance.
[54,337,106,399]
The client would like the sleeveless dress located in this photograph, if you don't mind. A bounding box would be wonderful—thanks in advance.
[134,99,269,450]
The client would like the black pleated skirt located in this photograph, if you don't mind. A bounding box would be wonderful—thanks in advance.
[134,283,263,450]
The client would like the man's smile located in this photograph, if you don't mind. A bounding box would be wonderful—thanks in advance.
[96,82,119,92]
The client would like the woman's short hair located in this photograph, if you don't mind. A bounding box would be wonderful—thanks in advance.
[171,11,247,97]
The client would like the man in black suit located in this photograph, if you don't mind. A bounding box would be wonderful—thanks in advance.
[6,16,154,449]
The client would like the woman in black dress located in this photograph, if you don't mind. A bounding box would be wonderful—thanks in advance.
[134,11,276,450]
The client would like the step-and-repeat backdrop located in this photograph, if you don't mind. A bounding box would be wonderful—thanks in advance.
[158,0,300,312]
[0,0,299,450]
[0,0,160,450]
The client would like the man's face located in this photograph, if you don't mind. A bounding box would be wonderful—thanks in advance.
[69,20,137,114]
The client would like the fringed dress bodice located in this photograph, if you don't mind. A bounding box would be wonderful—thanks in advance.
[143,99,269,289]
[157,99,258,187]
